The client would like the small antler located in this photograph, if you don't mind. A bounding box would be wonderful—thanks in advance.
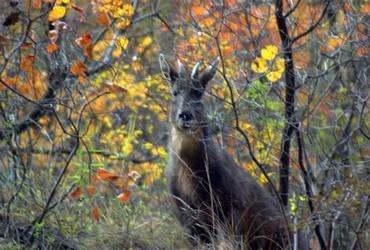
[177,59,184,77]
[191,61,202,79]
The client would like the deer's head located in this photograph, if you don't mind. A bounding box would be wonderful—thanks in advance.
[159,54,219,133]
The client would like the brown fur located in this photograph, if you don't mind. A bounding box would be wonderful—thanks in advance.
[160,55,288,249]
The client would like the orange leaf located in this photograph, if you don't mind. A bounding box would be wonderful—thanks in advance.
[102,81,128,93]
[70,60,88,81]
[20,55,36,71]
[98,12,110,27]
[117,189,131,202]
[85,42,93,58]
[93,174,99,184]
[70,187,82,198]
[0,77,18,90]
[87,185,95,194]
[32,0,42,9]
[91,205,100,221]
[46,43,58,53]
[96,168,120,181]
[70,60,88,83]
[75,33,91,47]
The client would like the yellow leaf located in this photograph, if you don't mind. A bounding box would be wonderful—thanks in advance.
[261,45,278,61]
[141,36,152,47]
[116,18,131,29]
[120,4,134,17]
[251,57,267,73]
[112,47,122,58]
[266,71,282,82]
[48,6,67,22]
[274,57,285,73]
[115,36,129,50]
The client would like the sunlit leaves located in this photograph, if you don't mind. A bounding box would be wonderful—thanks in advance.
[93,1,134,29]
[251,45,285,82]
[261,45,278,60]
[251,57,268,73]
[113,36,129,58]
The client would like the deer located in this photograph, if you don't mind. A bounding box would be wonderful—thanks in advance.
[159,54,288,249]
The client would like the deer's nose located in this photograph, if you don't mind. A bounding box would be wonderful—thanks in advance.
[178,111,193,123]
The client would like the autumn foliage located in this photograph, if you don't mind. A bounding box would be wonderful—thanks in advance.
[0,0,368,249]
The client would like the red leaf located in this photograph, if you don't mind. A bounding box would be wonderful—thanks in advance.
[70,187,83,198]
[75,33,91,47]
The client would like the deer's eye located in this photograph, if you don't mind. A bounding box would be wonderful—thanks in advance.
[172,90,179,97]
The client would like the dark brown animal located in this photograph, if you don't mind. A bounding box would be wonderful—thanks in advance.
[159,54,287,249]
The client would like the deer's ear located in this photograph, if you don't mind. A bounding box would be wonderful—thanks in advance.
[199,57,219,87]
[159,54,178,81]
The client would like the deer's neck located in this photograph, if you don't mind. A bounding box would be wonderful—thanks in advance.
[170,125,211,159]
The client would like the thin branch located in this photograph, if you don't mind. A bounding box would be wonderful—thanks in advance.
[292,0,331,44]
[296,126,327,250]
